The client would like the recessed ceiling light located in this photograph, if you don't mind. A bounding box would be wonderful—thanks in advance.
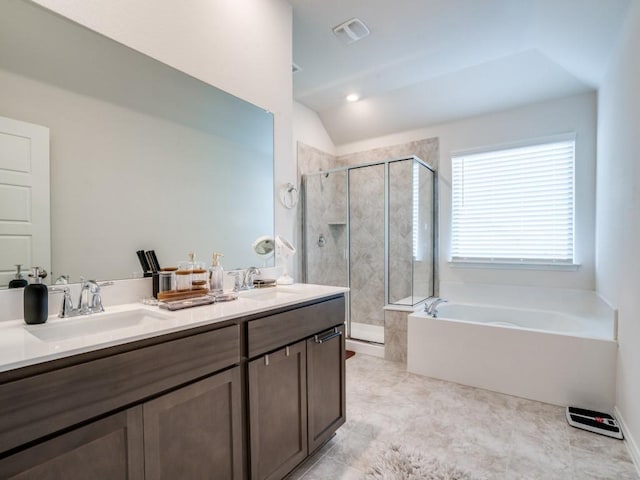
[346,93,360,102]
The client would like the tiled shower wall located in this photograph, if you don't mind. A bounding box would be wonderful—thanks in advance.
[298,138,439,340]
[348,164,386,328]
[302,168,348,288]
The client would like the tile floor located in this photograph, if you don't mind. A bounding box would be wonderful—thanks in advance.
[288,354,639,480]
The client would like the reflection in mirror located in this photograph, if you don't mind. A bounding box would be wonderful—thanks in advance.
[0,0,274,287]
[252,236,275,267]
[275,235,296,285]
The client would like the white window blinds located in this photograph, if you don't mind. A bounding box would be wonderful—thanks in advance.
[451,139,575,265]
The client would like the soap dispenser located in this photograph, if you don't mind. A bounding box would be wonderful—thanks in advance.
[24,267,48,325]
[209,253,224,294]
[8,264,28,289]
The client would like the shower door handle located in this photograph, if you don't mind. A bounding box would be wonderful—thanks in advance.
[314,327,342,344]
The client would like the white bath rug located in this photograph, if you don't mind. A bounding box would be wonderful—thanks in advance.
[363,444,477,480]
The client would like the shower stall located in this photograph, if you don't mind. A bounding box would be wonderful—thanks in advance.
[302,156,436,345]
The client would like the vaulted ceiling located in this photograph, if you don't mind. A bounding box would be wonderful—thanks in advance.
[290,0,631,145]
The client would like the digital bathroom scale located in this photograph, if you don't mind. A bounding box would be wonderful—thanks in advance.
[566,406,624,440]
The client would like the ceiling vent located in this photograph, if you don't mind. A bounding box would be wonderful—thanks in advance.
[292,62,302,74]
[332,18,370,45]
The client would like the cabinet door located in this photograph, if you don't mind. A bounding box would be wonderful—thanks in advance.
[0,407,143,480]
[307,325,346,452]
[143,367,243,480]
[249,341,307,480]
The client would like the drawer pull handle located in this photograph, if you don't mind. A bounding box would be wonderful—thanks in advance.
[285,346,290,357]
[315,328,342,344]
[265,354,270,366]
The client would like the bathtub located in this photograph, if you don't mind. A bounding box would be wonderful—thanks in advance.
[407,303,617,410]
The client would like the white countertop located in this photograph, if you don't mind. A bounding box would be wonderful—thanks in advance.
[0,284,348,374]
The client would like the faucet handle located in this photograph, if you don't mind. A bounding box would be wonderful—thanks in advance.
[91,292,105,313]
[89,281,112,313]
[51,286,74,317]
[227,271,242,292]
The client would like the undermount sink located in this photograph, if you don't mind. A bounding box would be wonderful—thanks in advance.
[239,287,301,302]
[26,309,171,343]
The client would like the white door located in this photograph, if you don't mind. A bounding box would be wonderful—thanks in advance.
[0,115,50,287]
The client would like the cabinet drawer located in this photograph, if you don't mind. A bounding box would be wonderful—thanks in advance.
[0,324,240,454]
[247,296,345,358]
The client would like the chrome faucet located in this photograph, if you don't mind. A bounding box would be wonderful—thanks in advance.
[52,279,113,318]
[78,279,100,314]
[243,267,261,289]
[425,297,448,317]
[227,267,261,292]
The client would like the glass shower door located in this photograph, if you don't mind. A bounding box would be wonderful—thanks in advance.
[303,156,436,346]
[348,164,385,344]
[388,159,434,305]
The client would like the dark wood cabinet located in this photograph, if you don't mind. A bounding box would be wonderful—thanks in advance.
[0,408,144,480]
[307,325,346,453]
[0,294,346,480]
[248,341,308,480]
[0,322,241,480]
[0,368,243,480]
[144,367,243,480]
[0,324,240,454]
[247,297,347,480]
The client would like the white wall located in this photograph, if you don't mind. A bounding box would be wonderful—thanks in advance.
[291,101,335,279]
[292,101,336,157]
[31,0,295,243]
[337,92,597,290]
[596,0,640,463]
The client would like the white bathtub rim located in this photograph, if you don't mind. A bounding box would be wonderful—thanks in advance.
[439,282,615,318]
[418,298,613,322]
[410,302,615,342]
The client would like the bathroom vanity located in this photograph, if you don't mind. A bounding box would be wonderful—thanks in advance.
[0,285,347,480]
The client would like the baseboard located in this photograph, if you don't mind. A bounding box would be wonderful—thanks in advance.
[615,406,640,474]
[345,339,384,358]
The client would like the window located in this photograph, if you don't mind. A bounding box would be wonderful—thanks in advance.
[451,137,575,266]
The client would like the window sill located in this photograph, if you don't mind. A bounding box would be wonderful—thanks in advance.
[448,261,581,271]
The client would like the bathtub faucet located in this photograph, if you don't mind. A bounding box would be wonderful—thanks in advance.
[425,297,448,318]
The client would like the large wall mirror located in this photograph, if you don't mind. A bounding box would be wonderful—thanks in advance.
[0,0,274,287]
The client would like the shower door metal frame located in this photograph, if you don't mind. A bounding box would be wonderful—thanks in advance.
[302,156,437,345]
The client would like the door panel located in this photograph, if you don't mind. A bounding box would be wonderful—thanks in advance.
[307,325,346,452]
[0,116,49,287]
[0,407,143,480]
[249,341,307,480]
[143,368,243,480]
